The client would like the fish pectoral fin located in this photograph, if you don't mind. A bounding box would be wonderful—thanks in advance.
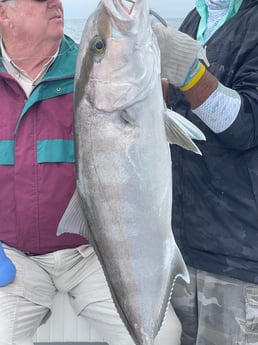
[56,189,89,239]
[164,108,205,155]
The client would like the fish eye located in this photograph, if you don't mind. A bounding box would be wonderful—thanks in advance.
[91,36,106,55]
[95,40,105,52]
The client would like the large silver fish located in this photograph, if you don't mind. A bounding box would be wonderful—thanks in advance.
[58,0,205,344]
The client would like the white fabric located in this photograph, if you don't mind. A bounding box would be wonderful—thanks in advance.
[33,291,106,342]
[152,23,206,87]
[203,0,231,42]
[196,0,243,44]
[193,82,241,133]
[0,244,182,345]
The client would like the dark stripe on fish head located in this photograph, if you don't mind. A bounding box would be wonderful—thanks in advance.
[74,9,111,112]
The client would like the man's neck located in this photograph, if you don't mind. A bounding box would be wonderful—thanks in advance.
[2,38,61,79]
[1,39,60,97]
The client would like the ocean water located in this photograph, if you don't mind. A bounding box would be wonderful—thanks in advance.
[64,17,183,43]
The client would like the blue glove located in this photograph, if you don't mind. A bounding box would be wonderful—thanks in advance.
[0,242,16,286]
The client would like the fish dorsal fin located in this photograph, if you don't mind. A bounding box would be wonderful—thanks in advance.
[164,108,205,155]
[57,189,89,239]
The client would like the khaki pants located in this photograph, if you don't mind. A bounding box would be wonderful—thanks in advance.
[0,244,181,345]
[171,266,258,345]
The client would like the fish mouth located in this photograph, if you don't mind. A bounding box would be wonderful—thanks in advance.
[112,0,168,27]
[118,0,135,14]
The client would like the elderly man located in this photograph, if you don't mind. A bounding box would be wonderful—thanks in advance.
[0,1,182,344]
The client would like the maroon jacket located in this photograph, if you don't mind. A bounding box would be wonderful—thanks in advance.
[0,36,87,254]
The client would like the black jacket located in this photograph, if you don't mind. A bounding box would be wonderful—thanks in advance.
[169,0,258,283]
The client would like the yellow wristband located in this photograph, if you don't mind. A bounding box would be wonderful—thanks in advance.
[180,63,206,92]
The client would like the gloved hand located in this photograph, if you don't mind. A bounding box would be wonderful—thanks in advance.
[152,22,208,90]
[0,242,16,286]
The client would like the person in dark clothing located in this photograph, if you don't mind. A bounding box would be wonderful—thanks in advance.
[154,0,258,343]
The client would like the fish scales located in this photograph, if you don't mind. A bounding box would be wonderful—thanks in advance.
[58,0,205,344]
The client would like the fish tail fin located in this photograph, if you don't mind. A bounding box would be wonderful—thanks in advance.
[164,108,205,155]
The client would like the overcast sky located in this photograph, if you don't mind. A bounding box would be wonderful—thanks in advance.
[62,0,196,20]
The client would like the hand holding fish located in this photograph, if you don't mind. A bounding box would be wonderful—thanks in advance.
[153,23,208,91]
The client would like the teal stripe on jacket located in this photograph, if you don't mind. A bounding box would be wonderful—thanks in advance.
[37,139,75,163]
[0,140,15,165]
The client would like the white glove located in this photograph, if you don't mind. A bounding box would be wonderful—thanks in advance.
[153,23,207,88]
